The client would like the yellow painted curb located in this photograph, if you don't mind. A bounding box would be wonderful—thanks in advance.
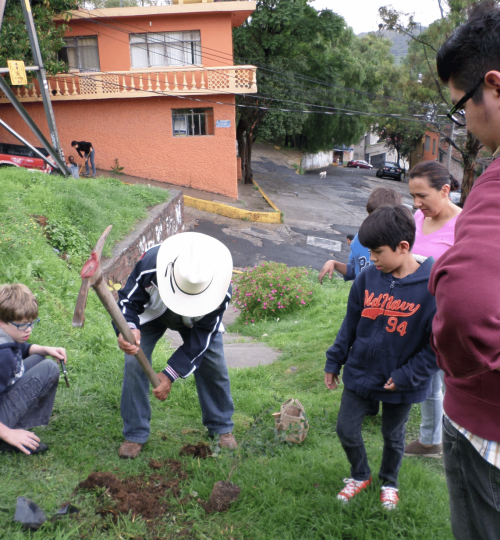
[184,190,282,224]
[252,180,280,212]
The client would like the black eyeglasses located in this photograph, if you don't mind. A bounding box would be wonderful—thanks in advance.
[9,318,40,331]
[447,79,484,126]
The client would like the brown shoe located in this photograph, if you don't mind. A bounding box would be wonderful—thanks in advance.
[404,440,442,458]
[118,441,143,459]
[218,433,237,449]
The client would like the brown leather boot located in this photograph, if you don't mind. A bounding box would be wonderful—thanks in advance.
[218,433,237,449]
[118,441,143,459]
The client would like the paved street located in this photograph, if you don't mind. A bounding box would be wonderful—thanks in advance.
[184,145,413,271]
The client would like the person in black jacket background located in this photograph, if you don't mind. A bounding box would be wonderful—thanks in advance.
[115,232,237,459]
[324,206,438,511]
[71,140,95,177]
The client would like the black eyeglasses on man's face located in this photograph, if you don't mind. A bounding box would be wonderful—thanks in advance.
[447,79,484,126]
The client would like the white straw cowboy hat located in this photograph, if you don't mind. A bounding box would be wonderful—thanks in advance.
[156,232,233,317]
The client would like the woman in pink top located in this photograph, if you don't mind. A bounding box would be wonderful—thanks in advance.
[404,161,462,458]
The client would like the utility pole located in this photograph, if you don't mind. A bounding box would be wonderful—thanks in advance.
[446,122,455,171]
[19,0,66,167]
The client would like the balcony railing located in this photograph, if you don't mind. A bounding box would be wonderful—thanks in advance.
[0,65,257,103]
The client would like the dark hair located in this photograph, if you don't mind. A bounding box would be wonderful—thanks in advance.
[346,234,354,241]
[366,187,403,214]
[71,141,77,146]
[358,205,416,252]
[408,161,454,191]
[450,176,460,191]
[437,1,500,102]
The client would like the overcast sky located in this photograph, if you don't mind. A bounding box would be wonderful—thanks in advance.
[312,0,445,34]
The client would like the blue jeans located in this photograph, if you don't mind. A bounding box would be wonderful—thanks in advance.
[442,416,500,540]
[121,310,234,443]
[420,370,445,444]
[0,355,59,430]
[85,149,96,177]
[336,387,412,488]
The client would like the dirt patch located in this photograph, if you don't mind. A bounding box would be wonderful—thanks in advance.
[198,481,241,514]
[179,443,212,459]
[32,215,48,228]
[77,459,188,528]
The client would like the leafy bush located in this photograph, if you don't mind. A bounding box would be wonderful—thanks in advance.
[45,217,92,263]
[232,262,315,323]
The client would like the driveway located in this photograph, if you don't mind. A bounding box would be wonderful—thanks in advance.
[184,145,412,271]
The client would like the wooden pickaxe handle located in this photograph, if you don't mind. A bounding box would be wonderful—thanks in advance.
[92,277,161,389]
[73,226,160,389]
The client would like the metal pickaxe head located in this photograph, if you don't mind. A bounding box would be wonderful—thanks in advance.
[72,225,112,328]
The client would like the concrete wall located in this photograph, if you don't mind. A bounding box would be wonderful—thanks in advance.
[101,189,183,287]
[301,150,333,170]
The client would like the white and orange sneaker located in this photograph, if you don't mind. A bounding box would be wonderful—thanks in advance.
[337,476,372,503]
[380,486,399,510]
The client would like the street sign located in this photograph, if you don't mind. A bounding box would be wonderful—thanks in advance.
[216,120,231,128]
[8,60,28,85]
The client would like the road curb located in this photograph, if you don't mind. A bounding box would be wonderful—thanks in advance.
[184,182,282,224]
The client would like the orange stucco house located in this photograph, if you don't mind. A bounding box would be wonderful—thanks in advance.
[0,1,257,198]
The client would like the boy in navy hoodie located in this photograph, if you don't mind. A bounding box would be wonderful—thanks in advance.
[324,206,438,510]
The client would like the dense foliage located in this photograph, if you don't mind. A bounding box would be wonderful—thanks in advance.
[232,262,315,323]
[0,0,78,80]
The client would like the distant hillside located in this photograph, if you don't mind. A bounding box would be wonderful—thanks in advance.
[358,28,424,64]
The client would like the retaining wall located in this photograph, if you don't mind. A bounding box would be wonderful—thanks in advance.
[301,150,333,170]
[102,189,183,287]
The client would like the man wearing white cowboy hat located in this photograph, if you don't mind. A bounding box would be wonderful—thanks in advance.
[115,232,237,459]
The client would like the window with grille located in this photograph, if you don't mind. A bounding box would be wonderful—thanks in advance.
[130,31,202,69]
[172,108,214,137]
[59,37,100,72]
[432,138,436,155]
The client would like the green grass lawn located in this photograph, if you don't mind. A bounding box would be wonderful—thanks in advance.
[0,168,452,539]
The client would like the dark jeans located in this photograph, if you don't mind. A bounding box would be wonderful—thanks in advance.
[336,387,412,488]
[0,355,59,430]
[442,416,500,540]
[121,310,234,444]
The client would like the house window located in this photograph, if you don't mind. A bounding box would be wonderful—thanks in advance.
[59,37,100,72]
[130,31,202,69]
[425,135,431,151]
[432,138,436,155]
[172,108,214,137]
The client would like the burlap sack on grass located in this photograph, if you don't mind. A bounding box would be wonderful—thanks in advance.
[273,398,309,444]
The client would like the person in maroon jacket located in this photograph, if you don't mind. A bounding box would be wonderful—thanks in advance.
[432,3,500,539]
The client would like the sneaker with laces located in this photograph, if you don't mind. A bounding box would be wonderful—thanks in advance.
[380,486,399,510]
[337,476,372,503]
[404,440,442,458]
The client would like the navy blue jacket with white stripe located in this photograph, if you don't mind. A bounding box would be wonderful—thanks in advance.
[116,244,231,383]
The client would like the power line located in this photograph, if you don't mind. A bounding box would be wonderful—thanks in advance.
[69,8,439,114]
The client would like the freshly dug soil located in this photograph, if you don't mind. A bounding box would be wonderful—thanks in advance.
[179,443,212,459]
[198,481,241,514]
[77,459,187,522]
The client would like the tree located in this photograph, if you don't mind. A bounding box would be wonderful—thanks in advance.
[377,121,425,167]
[0,0,78,80]
[379,1,495,205]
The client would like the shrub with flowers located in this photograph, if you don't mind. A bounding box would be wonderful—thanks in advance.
[232,262,315,323]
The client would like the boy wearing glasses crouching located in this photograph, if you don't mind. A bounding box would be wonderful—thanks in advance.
[0,283,66,455]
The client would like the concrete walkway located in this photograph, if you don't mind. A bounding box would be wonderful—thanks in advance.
[165,307,281,369]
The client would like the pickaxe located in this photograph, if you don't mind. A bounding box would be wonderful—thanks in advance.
[72,225,160,388]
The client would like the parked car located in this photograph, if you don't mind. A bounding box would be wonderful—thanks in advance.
[347,159,373,169]
[376,162,402,181]
[0,142,50,172]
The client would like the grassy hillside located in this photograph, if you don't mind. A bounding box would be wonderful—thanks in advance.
[0,168,452,539]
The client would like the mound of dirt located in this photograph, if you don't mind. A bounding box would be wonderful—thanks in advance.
[77,459,188,522]
[179,443,212,459]
[198,481,241,514]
